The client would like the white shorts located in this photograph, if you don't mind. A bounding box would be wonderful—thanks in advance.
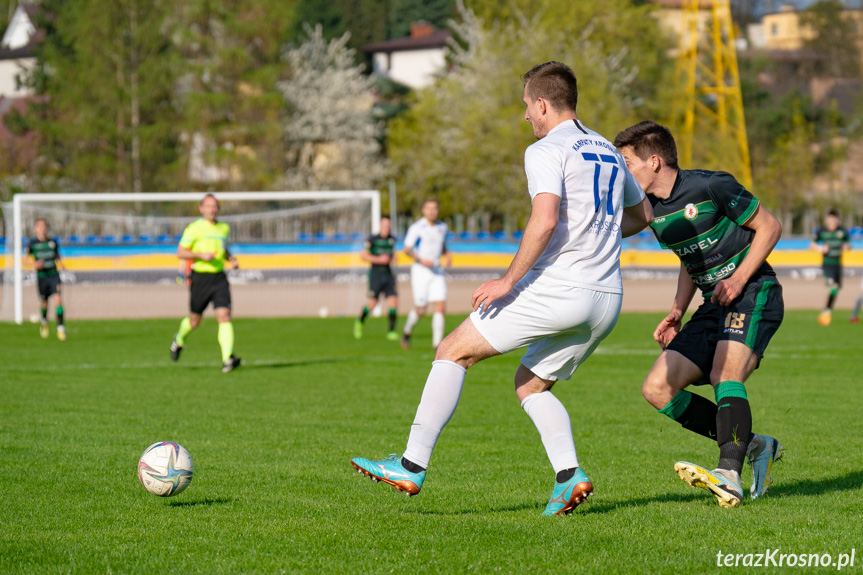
[470,273,622,381]
[411,264,447,306]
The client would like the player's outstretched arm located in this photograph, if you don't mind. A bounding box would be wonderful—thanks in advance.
[471,193,559,311]
[711,205,782,305]
[621,197,653,238]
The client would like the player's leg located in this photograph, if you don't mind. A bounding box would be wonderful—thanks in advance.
[385,293,399,340]
[852,279,863,323]
[354,294,378,340]
[428,270,448,349]
[402,265,429,349]
[38,278,49,338]
[213,274,240,372]
[819,269,840,325]
[52,288,66,341]
[645,351,718,440]
[351,318,499,494]
[172,272,206,360]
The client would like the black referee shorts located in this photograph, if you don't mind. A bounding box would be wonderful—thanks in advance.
[667,273,784,376]
[189,271,232,314]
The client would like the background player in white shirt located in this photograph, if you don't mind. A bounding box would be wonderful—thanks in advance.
[401,198,452,350]
[352,61,653,516]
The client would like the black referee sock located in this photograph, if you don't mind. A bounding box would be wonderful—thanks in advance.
[388,308,397,331]
[658,390,718,440]
[715,381,752,475]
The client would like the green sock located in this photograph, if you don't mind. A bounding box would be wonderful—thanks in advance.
[41,307,48,322]
[56,306,64,326]
[218,322,234,363]
[176,316,193,346]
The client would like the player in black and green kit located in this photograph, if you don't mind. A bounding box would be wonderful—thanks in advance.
[615,121,784,508]
[27,219,67,341]
[170,194,241,373]
[811,210,850,326]
[354,216,399,341]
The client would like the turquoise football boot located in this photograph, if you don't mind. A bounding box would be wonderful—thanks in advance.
[351,454,425,496]
[747,433,783,500]
[674,461,743,508]
[542,468,593,516]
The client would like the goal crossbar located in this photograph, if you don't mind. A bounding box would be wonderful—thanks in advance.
[9,191,381,324]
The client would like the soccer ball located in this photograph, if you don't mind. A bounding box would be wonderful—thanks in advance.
[137,441,194,497]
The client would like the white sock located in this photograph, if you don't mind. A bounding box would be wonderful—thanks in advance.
[521,391,579,473]
[403,360,466,468]
[432,312,445,348]
[403,309,420,336]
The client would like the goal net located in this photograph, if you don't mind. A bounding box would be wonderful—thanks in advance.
[1,191,380,323]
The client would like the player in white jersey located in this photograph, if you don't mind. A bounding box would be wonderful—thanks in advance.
[401,198,452,350]
[351,61,654,515]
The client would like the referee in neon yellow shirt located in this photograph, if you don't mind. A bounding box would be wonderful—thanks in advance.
[170,194,241,372]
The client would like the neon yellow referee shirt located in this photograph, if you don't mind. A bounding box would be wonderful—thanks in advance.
[179,218,231,273]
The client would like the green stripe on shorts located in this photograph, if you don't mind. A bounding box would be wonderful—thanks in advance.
[746,280,775,349]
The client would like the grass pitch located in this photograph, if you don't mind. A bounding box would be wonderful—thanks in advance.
[1,310,861,573]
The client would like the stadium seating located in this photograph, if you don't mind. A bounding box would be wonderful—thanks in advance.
[459,232,473,240]
[103,235,118,243]
[493,231,509,240]
[85,234,101,244]
[297,232,313,242]
[350,232,365,242]
[333,233,347,242]
[512,230,524,240]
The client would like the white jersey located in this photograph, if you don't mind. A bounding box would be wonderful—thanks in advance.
[403,218,448,268]
[524,119,645,293]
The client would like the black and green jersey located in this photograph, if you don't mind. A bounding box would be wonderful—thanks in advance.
[365,234,395,271]
[28,236,61,278]
[813,227,849,267]
[649,169,773,295]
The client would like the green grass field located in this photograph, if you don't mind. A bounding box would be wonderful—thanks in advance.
[1,311,861,574]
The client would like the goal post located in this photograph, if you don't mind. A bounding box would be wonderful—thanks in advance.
[6,190,381,324]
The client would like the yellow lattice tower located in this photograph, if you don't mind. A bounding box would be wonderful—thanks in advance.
[676,0,752,188]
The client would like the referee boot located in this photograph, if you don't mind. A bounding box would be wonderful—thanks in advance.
[222,355,242,373]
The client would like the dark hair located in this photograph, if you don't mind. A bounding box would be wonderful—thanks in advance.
[522,61,578,114]
[827,209,839,218]
[200,193,218,205]
[614,121,679,169]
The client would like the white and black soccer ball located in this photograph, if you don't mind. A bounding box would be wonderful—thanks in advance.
[137,441,194,497]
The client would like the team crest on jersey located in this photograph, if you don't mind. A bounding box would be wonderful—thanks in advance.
[684,203,698,220]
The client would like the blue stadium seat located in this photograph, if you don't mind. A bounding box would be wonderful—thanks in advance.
[459,232,473,240]
[297,232,312,242]
[103,235,118,243]
[445,231,456,241]
[493,231,508,240]
[850,226,863,238]
[121,234,135,243]
[68,235,81,244]
[0,236,5,245]
[512,230,524,240]
[156,234,172,243]
[85,234,101,244]
[314,232,329,242]
[350,232,365,242]
[173,234,183,242]
[333,233,347,242]
[137,234,152,243]
[636,229,653,240]
[476,231,491,240]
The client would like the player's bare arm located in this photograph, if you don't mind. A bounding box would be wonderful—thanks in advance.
[620,196,654,238]
[225,248,239,269]
[654,263,697,349]
[177,245,215,262]
[471,192,559,311]
[710,205,782,305]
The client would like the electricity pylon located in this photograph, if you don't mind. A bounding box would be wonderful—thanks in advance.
[676,0,752,188]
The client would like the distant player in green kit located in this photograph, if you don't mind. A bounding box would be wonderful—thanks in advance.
[811,210,850,326]
[170,194,241,372]
[354,216,399,341]
[27,218,67,341]
[615,121,785,508]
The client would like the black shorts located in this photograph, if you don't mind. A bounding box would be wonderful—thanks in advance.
[189,271,231,314]
[667,273,784,377]
[37,274,61,300]
[823,265,842,287]
[368,268,396,299]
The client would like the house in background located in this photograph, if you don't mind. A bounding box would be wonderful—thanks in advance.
[0,3,40,98]
[362,21,449,90]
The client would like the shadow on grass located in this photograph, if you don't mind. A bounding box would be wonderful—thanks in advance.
[183,358,348,371]
[773,469,863,498]
[168,497,233,508]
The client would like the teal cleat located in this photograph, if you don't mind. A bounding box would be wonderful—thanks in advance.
[674,461,743,508]
[351,454,425,496]
[542,468,593,516]
[747,434,783,500]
